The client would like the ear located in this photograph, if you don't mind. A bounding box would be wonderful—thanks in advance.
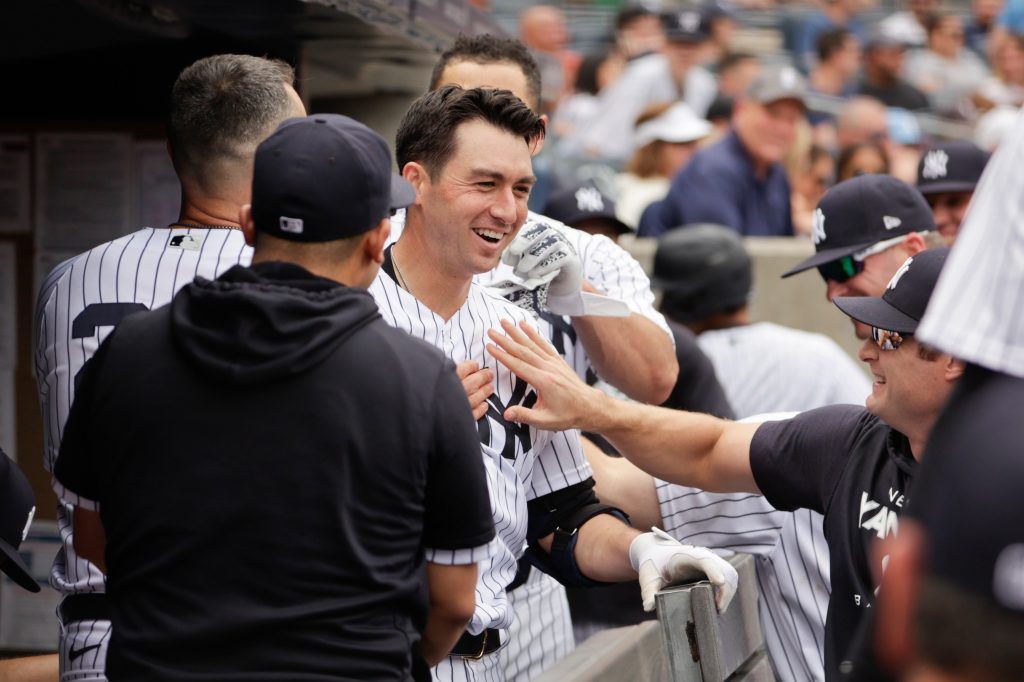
[364,217,391,265]
[902,231,927,255]
[239,204,257,247]
[531,115,549,156]
[402,162,429,200]
[873,520,925,675]
[945,356,966,382]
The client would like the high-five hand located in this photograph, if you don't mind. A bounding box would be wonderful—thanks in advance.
[486,319,606,432]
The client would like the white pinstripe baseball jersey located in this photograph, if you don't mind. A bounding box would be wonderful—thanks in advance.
[33,226,251,680]
[654,320,871,682]
[368,262,592,636]
[918,107,1024,376]
[696,322,871,417]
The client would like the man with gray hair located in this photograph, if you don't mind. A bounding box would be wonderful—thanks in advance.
[34,53,306,681]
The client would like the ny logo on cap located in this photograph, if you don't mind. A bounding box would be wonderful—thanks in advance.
[887,257,912,290]
[280,216,304,234]
[575,186,605,213]
[994,544,1024,610]
[22,505,35,542]
[780,67,799,88]
[922,149,949,179]
[811,208,827,245]
[679,11,701,31]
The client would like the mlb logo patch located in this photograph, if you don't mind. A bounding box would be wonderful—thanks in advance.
[169,234,202,251]
[280,216,304,234]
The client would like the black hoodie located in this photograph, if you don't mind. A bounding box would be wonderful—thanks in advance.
[55,261,494,681]
[172,262,380,385]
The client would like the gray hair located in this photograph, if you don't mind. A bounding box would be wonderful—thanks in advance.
[169,54,296,182]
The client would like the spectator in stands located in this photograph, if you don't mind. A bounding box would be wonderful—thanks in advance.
[877,0,937,48]
[916,140,990,242]
[835,96,889,150]
[794,0,869,72]
[716,52,762,97]
[550,49,620,184]
[789,143,835,236]
[705,94,737,135]
[809,28,861,98]
[700,0,739,65]
[580,9,716,167]
[612,4,666,61]
[857,31,931,110]
[615,102,712,229]
[976,31,1024,108]
[519,5,578,114]
[904,13,990,119]
[837,141,890,180]
[965,0,1005,58]
[639,65,805,237]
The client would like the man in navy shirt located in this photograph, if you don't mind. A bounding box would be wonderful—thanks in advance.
[487,247,961,682]
[640,65,804,237]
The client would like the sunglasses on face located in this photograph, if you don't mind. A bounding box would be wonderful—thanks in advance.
[818,255,864,283]
[872,326,906,350]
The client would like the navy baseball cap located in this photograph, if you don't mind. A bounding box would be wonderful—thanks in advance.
[0,449,40,593]
[782,174,936,278]
[661,9,708,43]
[651,224,752,321]
[543,184,633,235]
[251,114,415,242]
[916,140,991,195]
[833,247,949,334]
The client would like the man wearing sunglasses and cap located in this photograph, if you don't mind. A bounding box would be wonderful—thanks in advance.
[782,173,937,339]
[486,247,962,682]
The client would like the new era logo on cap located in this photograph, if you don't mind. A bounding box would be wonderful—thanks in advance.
[883,216,902,230]
[279,217,304,234]
[921,149,949,180]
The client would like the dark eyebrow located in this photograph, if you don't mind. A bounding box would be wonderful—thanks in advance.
[469,168,537,186]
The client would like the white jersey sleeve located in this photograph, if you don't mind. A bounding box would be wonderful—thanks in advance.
[918,107,1024,377]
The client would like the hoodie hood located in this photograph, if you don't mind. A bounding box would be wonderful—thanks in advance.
[172,262,380,385]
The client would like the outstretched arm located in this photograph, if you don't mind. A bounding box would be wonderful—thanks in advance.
[487,320,760,495]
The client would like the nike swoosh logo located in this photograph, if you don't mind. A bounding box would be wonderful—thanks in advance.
[69,643,102,662]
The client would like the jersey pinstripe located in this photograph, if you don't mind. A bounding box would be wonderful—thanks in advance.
[696,322,871,418]
[654,320,869,682]
[918,107,1024,376]
[33,227,251,680]
[368,267,592,638]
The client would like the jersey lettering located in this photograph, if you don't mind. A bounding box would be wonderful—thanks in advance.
[477,377,537,459]
[72,303,150,390]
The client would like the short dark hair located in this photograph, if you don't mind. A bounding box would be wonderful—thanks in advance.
[616,5,657,31]
[924,11,955,36]
[915,577,1024,682]
[817,28,852,62]
[169,54,296,183]
[718,51,757,74]
[397,86,545,177]
[429,34,542,113]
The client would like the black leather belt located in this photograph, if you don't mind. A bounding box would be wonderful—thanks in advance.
[59,594,111,624]
[450,628,502,659]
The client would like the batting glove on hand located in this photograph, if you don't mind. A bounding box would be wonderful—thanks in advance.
[629,527,739,614]
[500,221,629,317]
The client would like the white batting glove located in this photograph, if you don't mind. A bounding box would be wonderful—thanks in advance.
[629,527,739,614]
[500,221,629,317]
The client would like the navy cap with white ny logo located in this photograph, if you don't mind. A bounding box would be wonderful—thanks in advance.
[782,174,935,278]
[542,183,633,234]
[916,140,991,196]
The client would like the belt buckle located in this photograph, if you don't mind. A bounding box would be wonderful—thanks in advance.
[467,629,489,660]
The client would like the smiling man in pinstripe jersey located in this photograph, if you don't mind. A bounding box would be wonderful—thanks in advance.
[33,54,306,681]
[375,85,737,682]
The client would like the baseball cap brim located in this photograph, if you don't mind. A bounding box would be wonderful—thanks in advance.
[389,175,416,211]
[832,295,920,334]
[780,239,876,278]
[916,181,976,195]
[0,538,40,593]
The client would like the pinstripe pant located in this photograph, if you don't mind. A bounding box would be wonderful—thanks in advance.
[500,570,575,681]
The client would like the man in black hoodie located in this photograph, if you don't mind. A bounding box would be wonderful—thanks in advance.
[52,114,496,681]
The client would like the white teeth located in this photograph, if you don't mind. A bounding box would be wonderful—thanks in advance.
[474,228,503,240]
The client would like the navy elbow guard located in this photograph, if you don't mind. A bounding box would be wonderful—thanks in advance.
[524,478,631,587]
